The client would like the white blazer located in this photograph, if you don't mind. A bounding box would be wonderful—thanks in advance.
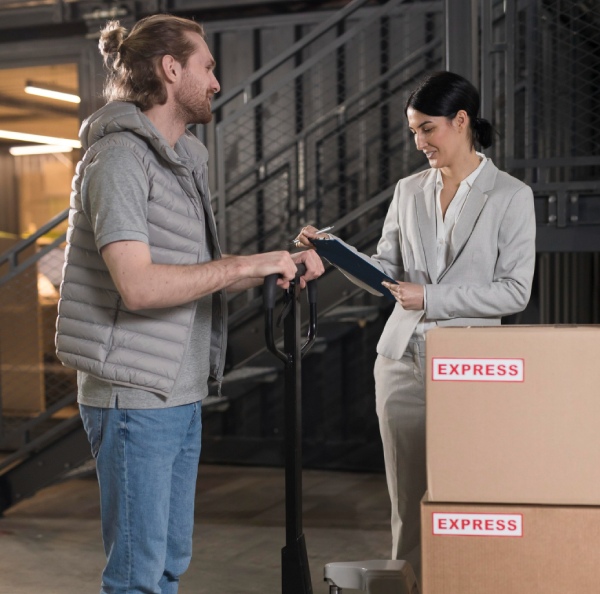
[362,159,536,361]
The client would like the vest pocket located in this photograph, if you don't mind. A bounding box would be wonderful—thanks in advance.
[105,296,122,358]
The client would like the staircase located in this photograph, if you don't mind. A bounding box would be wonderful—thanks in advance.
[0,0,446,512]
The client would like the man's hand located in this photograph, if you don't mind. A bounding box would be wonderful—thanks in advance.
[237,251,298,290]
[291,249,325,288]
[382,281,424,311]
[227,250,324,292]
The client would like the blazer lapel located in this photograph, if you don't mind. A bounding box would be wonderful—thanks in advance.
[440,160,498,281]
[414,172,437,283]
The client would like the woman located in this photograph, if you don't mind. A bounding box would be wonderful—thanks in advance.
[296,71,536,578]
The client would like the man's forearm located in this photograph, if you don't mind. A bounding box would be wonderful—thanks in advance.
[102,241,298,311]
[111,257,253,310]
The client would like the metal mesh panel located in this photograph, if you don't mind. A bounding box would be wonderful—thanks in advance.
[481,0,600,324]
[486,0,600,184]
[226,166,292,254]
[213,1,444,260]
[537,252,600,324]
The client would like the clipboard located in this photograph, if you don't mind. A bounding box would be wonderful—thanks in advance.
[311,236,397,301]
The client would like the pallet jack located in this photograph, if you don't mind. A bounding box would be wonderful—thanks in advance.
[264,264,317,594]
[264,266,419,594]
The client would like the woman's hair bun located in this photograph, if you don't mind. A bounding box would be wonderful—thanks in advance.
[473,117,493,149]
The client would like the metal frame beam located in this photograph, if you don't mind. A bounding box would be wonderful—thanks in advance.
[445,0,478,82]
[0,420,90,514]
[0,0,349,34]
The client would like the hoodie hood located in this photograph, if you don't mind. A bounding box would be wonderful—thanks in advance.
[79,101,208,169]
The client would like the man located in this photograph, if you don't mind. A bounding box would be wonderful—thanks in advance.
[55,14,323,594]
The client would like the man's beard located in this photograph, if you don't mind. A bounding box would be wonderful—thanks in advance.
[175,83,213,125]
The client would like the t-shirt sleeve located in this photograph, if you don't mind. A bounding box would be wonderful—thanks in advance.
[80,147,150,251]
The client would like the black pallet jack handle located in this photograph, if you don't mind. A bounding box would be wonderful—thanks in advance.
[264,263,317,594]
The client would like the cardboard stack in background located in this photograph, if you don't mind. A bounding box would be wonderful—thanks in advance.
[421,326,600,594]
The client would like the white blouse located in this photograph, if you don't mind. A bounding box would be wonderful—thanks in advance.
[417,152,488,336]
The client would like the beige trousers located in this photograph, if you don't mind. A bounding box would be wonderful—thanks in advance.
[374,336,426,579]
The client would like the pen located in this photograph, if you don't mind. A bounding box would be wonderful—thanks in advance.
[292,225,334,247]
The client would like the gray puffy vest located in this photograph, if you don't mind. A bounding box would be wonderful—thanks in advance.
[56,102,227,397]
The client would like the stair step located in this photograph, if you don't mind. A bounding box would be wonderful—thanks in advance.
[322,305,381,324]
[222,366,279,384]
[205,366,280,410]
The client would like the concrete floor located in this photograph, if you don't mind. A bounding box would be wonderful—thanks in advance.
[0,464,392,594]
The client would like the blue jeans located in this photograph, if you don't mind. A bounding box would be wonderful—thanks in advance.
[80,402,202,594]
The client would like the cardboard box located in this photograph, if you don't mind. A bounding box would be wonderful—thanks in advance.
[422,494,600,594]
[426,326,600,505]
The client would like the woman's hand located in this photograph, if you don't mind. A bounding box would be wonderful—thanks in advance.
[293,225,330,249]
[382,281,424,310]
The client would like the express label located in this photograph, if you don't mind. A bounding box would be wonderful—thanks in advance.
[432,358,524,382]
[432,512,523,536]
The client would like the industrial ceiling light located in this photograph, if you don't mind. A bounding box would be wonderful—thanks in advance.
[9,145,74,156]
[0,129,81,148]
[24,81,81,104]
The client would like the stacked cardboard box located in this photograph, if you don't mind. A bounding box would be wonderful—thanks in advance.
[421,326,600,594]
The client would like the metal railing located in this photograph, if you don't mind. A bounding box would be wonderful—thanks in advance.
[208,0,443,318]
[0,207,68,285]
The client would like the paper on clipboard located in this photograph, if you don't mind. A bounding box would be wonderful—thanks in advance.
[311,236,397,301]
